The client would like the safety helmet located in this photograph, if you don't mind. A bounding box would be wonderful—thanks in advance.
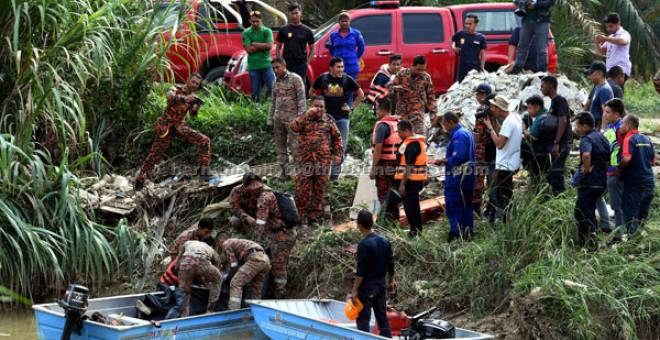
[344,297,363,320]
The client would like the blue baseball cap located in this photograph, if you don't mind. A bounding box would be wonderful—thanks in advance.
[474,83,493,94]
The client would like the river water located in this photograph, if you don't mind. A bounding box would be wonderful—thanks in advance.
[0,309,37,339]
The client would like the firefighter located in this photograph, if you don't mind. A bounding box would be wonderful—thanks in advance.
[135,73,210,190]
[176,240,222,317]
[366,54,403,113]
[290,96,344,227]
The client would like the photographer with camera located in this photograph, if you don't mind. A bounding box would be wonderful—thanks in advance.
[135,73,210,190]
[471,84,498,216]
[509,0,555,74]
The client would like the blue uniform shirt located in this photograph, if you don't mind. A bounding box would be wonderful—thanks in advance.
[326,28,365,67]
[620,131,656,188]
[574,130,610,188]
[589,82,614,123]
[445,124,476,189]
[356,233,394,294]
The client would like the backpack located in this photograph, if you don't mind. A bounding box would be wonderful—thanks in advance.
[271,191,301,228]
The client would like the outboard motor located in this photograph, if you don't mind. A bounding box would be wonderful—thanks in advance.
[402,307,456,339]
[58,284,89,340]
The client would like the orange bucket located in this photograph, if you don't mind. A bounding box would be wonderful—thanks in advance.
[344,297,364,320]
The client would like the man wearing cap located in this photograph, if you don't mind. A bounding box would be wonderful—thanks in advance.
[484,95,522,223]
[472,83,497,215]
[351,209,395,337]
[584,61,614,131]
[231,173,296,298]
[595,13,632,80]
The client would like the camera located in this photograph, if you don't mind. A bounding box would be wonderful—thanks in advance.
[513,0,535,17]
[475,93,497,120]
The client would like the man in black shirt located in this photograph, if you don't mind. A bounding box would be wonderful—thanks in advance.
[541,75,572,195]
[312,57,365,182]
[572,112,609,250]
[351,210,395,337]
[276,3,315,85]
[452,15,487,82]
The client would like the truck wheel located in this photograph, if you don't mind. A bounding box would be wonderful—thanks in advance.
[204,66,226,85]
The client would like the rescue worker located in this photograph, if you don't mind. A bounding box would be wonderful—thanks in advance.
[351,210,395,337]
[229,179,260,234]
[388,55,437,135]
[601,99,625,241]
[572,112,609,250]
[241,172,297,298]
[216,235,271,310]
[269,57,306,181]
[617,115,656,240]
[175,240,222,317]
[452,14,487,82]
[382,120,427,238]
[135,73,210,190]
[367,54,403,112]
[370,99,401,203]
[169,218,216,262]
[471,83,496,215]
[434,112,476,242]
[290,96,344,227]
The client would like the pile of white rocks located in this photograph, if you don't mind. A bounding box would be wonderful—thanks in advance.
[436,69,589,128]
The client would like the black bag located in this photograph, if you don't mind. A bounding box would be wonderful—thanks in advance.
[272,191,301,228]
[535,113,559,142]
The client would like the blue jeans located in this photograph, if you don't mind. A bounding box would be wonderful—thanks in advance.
[249,68,275,102]
[164,286,185,319]
[621,184,654,236]
[607,176,625,235]
[330,118,350,181]
[344,64,359,105]
[515,21,549,72]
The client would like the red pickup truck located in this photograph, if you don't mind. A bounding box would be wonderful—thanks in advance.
[224,1,557,95]
[159,0,287,83]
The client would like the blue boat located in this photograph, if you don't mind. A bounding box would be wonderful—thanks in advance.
[249,299,494,340]
[32,292,267,340]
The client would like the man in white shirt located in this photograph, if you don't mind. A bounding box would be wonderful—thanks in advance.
[484,95,522,223]
[595,12,632,80]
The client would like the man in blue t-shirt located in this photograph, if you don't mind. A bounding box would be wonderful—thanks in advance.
[585,61,614,131]
[452,15,487,82]
[617,115,656,238]
[573,112,610,250]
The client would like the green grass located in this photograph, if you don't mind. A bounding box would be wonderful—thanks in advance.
[289,184,660,339]
[625,80,660,118]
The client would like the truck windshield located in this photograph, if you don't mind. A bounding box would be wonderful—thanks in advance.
[313,14,340,41]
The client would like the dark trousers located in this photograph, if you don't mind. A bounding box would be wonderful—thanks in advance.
[140,283,185,320]
[491,170,515,223]
[286,62,308,87]
[384,181,424,235]
[356,287,392,338]
[456,63,480,83]
[515,21,550,72]
[547,144,569,195]
[575,187,605,249]
[621,184,655,236]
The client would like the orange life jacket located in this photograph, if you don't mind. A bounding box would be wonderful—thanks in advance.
[159,260,179,286]
[372,116,401,161]
[394,135,428,182]
[367,84,389,103]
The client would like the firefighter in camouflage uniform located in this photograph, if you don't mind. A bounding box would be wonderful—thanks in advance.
[135,73,211,190]
[387,56,437,136]
[216,236,271,310]
[290,96,344,227]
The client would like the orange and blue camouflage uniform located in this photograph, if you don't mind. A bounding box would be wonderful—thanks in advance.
[388,69,436,135]
[177,240,222,316]
[170,225,203,258]
[290,111,343,221]
[255,189,297,298]
[270,71,306,176]
[137,86,210,182]
[220,238,271,310]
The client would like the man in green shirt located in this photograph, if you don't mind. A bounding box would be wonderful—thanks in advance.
[243,11,275,101]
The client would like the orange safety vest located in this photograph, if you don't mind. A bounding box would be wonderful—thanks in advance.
[159,260,179,286]
[394,135,428,181]
[372,116,401,161]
